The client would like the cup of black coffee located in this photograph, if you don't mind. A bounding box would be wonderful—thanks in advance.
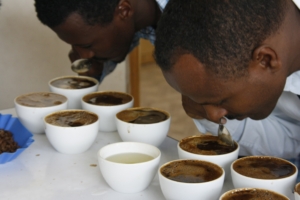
[49,75,99,109]
[220,188,289,200]
[231,155,298,199]
[116,107,171,147]
[159,159,225,200]
[82,91,133,132]
[14,92,68,134]
[44,109,99,154]
[178,134,239,180]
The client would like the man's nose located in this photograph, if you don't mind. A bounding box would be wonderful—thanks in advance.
[202,105,228,124]
[72,46,95,59]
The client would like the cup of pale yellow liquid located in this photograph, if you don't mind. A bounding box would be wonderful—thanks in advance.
[97,142,161,193]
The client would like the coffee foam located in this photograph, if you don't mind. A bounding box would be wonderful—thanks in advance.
[221,188,288,200]
[160,160,222,183]
[233,156,296,179]
[45,110,98,127]
[180,135,237,155]
[16,92,67,107]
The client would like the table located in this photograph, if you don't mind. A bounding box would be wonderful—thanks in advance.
[0,108,234,200]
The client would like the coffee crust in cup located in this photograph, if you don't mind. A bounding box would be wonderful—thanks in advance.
[233,156,296,179]
[222,188,288,200]
[160,160,223,183]
[45,110,98,127]
[83,91,132,106]
[117,108,169,124]
[179,135,237,155]
[50,77,96,89]
[16,92,67,107]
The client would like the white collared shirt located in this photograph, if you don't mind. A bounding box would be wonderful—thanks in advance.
[293,0,300,9]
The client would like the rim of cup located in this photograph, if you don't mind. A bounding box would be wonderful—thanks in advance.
[231,155,298,180]
[44,109,99,128]
[178,135,239,157]
[220,188,289,199]
[116,107,171,124]
[48,75,99,90]
[159,159,225,185]
[14,92,68,108]
[82,90,134,106]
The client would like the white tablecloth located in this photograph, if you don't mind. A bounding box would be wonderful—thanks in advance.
[0,108,234,200]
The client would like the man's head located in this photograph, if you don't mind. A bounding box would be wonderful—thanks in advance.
[154,0,294,123]
[35,0,136,63]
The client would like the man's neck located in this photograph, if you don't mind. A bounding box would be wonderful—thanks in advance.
[132,0,161,31]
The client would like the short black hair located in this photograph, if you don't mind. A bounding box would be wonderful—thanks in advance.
[154,0,288,78]
[34,0,120,27]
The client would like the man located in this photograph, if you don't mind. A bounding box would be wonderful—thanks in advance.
[34,0,168,82]
[154,0,300,159]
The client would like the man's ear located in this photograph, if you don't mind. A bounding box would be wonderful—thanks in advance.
[115,0,133,20]
[251,45,282,73]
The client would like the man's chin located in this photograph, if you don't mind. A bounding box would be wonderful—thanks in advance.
[249,112,271,120]
[113,56,126,63]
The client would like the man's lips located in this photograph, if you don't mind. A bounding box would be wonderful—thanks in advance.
[225,115,246,121]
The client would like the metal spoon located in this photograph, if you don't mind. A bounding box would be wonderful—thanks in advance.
[218,124,234,147]
[71,59,92,73]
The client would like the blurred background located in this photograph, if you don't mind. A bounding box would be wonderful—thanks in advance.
[0,0,199,141]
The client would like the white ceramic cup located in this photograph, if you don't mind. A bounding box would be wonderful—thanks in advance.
[49,75,99,109]
[98,142,161,193]
[81,91,134,132]
[115,107,171,147]
[159,159,225,200]
[219,188,289,200]
[44,109,99,154]
[14,92,68,134]
[295,182,300,200]
[177,135,239,180]
[231,156,298,199]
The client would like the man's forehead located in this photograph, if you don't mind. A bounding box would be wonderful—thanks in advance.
[163,54,224,98]
[52,13,98,44]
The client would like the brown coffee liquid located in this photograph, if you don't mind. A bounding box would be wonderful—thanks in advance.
[233,157,296,179]
[83,92,132,106]
[222,188,288,200]
[117,109,168,124]
[180,135,237,155]
[51,77,96,89]
[16,92,67,107]
[45,111,98,127]
[296,184,300,195]
[160,160,222,183]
